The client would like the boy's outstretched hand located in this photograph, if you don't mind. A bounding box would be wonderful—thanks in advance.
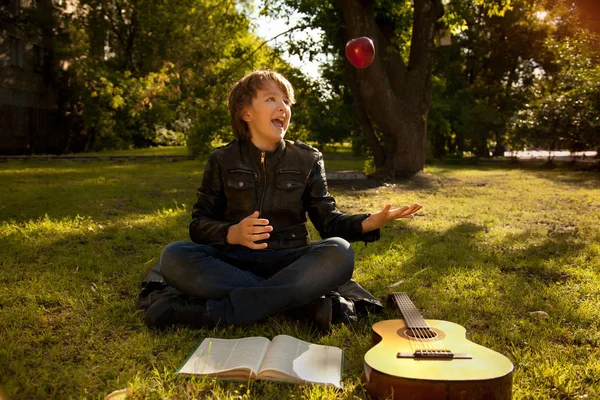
[361,203,422,233]
[226,211,273,249]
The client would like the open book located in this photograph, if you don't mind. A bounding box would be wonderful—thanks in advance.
[177,335,343,388]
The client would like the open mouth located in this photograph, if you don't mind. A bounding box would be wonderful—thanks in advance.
[271,117,285,129]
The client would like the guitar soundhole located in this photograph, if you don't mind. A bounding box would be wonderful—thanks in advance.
[405,329,437,339]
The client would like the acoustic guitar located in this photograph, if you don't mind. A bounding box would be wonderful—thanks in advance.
[363,293,514,400]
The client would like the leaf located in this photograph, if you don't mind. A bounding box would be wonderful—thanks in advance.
[529,310,550,319]
[111,95,125,110]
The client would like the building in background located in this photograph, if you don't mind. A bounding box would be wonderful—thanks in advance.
[0,0,68,154]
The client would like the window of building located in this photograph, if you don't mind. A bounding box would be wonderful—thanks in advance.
[12,90,25,138]
[34,45,44,72]
[12,91,25,107]
[0,1,19,17]
[10,36,24,68]
[35,92,47,109]
[7,0,22,15]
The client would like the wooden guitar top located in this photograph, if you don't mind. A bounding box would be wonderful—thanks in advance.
[364,319,514,382]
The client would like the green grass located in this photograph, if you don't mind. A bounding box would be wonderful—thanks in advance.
[1,157,599,399]
[58,143,368,172]
[67,142,353,158]
[81,146,190,157]
[323,158,367,172]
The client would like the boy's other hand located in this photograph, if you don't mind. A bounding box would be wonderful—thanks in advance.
[361,203,422,233]
[226,211,273,249]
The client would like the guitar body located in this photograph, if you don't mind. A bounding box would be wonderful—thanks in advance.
[363,319,513,400]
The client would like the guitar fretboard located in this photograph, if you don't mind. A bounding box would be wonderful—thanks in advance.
[392,292,429,330]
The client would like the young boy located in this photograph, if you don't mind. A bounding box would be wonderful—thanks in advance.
[138,69,421,331]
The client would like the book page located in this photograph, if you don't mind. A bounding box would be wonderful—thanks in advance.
[177,337,271,378]
[257,335,343,388]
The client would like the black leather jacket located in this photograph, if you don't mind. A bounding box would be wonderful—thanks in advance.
[189,139,380,250]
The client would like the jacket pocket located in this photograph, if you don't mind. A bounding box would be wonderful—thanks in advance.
[274,170,305,210]
[225,169,257,210]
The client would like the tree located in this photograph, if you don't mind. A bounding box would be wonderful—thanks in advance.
[48,0,321,153]
[54,0,252,152]
[427,0,556,159]
[262,0,445,178]
[263,0,520,178]
[505,0,600,160]
[510,35,600,159]
[338,0,444,178]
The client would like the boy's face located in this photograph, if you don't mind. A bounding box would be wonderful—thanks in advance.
[242,81,292,151]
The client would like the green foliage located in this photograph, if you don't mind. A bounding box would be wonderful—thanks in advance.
[373,0,414,64]
[263,0,598,165]
[37,0,600,157]
[430,0,553,158]
[305,61,363,148]
[427,0,600,159]
[362,157,377,175]
[76,63,182,149]
[473,0,514,17]
[511,34,600,155]
[427,75,453,158]
[50,0,321,154]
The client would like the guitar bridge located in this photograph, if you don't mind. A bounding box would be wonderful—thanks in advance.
[397,350,472,359]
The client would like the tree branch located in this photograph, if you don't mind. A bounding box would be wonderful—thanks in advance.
[222,24,310,82]
[407,0,444,73]
[102,5,126,49]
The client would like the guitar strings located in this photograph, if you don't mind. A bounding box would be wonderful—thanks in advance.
[395,294,414,351]
[404,294,441,355]
[401,294,438,355]
[396,293,429,352]
[407,300,445,357]
[396,293,442,356]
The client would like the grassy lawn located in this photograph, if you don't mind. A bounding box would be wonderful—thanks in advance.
[74,142,356,159]
[79,146,191,157]
[53,144,368,173]
[0,157,599,399]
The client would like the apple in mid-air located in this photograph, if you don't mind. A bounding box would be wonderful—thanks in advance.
[345,37,375,69]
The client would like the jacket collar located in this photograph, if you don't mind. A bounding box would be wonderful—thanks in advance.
[242,139,286,164]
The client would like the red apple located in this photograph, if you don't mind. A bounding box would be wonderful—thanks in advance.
[345,37,375,69]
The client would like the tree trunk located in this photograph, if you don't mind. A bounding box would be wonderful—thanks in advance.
[88,9,106,59]
[340,0,443,178]
[337,16,386,167]
[344,58,386,168]
[492,136,506,157]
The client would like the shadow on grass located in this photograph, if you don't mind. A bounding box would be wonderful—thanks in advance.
[429,159,600,189]
[0,216,593,398]
[2,159,598,398]
[528,169,600,190]
[359,222,589,329]
[0,205,197,398]
[0,160,204,224]
[1,204,354,398]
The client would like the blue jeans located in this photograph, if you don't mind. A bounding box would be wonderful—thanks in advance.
[159,237,354,326]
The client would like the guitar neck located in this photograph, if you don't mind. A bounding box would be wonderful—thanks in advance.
[391,293,429,330]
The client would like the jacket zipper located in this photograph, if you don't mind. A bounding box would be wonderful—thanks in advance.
[259,151,266,215]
